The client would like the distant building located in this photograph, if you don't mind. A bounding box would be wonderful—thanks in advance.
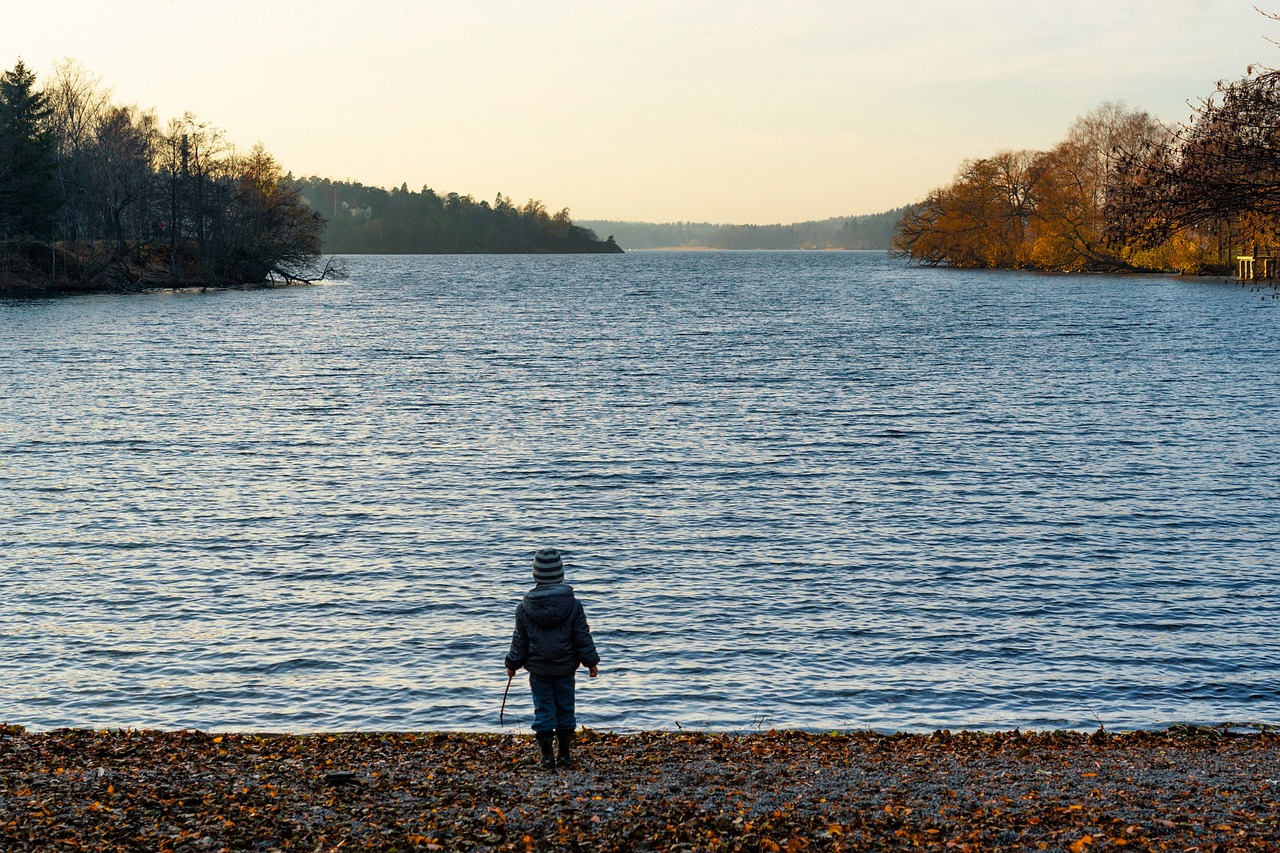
[340,201,374,220]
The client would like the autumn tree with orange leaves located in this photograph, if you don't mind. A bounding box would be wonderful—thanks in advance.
[894,103,1174,272]
[900,8,1280,278]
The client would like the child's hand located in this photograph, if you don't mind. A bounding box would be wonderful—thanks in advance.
[588,665,599,678]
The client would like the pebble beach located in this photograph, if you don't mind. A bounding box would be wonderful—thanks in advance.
[2,724,1277,851]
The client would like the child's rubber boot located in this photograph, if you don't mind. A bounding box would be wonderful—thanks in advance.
[555,728,574,769]
[536,733,557,770]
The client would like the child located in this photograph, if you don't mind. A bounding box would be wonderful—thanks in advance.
[504,546,600,769]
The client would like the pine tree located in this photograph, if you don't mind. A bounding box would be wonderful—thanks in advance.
[0,60,58,238]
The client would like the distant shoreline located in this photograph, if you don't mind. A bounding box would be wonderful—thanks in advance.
[577,209,903,252]
[624,245,876,252]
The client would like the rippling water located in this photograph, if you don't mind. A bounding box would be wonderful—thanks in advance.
[2,252,1279,733]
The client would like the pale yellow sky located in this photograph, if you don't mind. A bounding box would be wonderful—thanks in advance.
[3,1,1271,223]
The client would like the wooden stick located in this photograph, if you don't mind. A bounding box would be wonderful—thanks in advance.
[499,672,514,727]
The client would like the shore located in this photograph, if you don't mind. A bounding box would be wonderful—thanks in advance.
[1,725,1276,851]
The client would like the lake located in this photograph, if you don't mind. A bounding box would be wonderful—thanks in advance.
[2,251,1278,733]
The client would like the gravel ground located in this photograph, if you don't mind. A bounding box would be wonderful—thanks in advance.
[1,724,1277,851]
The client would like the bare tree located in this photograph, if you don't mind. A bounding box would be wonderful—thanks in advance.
[91,105,160,251]
[1030,103,1166,270]
[1106,70,1280,257]
[44,59,110,251]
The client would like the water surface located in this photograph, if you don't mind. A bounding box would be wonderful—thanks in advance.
[2,252,1277,732]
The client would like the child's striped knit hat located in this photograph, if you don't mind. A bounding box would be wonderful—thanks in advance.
[532,547,564,584]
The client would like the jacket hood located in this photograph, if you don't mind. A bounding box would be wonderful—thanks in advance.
[522,583,576,628]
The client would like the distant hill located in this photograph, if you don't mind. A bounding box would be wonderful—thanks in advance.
[578,208,906,251]
[294,178,621,254]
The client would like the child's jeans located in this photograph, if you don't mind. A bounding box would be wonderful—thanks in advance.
[528,673,576,733]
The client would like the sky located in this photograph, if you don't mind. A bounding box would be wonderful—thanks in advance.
[3,1,1275,224]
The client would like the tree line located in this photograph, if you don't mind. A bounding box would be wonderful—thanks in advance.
[0,60,325,292]
[292,178,621,254]
[0,59,623,293]
[894,57,1280,274]
[578,208,905,250]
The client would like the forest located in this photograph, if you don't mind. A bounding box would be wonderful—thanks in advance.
[0,60,621,293]
[292,178,621,255]
[0,60,325,293]
[579,208,905,250]
[894,65,1280,275]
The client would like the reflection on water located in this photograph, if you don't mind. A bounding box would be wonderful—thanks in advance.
[2,252,1278,732]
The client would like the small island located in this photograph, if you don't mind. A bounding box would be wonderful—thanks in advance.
[0,60,620,297]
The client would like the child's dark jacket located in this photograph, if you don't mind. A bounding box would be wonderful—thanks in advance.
[504,583,600,677]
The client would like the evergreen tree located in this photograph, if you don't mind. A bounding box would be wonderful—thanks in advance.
[291,176,622,254]
[0,60,58,238]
